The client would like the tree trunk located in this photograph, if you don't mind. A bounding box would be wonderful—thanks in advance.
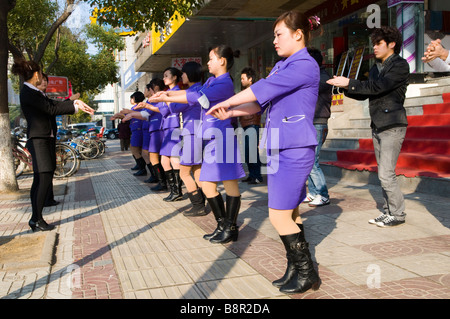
[0,0,18,193]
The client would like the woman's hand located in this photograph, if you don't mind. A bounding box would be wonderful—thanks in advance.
[74,100,95,115]
[205,101,232,117]
[122,113,133,122]
[148,91,168,103]
[134,102,148,110]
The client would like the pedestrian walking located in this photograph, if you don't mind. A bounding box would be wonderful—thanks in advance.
[239,67,263,185]
[206,11,322,294]
[117,120,131,151]
[304,47,332,207]
[327,26,409,228]
[149,45,245,244]
[11,59,94,232]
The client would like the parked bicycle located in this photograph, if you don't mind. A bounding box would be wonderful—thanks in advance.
[11,128,80,178]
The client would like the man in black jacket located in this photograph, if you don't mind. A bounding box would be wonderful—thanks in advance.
[327,26,409,227]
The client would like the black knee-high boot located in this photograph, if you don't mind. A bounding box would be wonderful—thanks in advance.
[272,224,305,287]
[131,155,139,170]
[279,232,320,294]
[210,195,240,244]
[163,169,183,202]
[151,164,167,191]
[203,194,225,240]
[144,164,158,183]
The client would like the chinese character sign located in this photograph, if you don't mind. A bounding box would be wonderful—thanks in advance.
[172,57,202,69]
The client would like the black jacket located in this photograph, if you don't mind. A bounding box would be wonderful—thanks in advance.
[345,54,409,131]
[20,84,75,139]
[314,67,332,124]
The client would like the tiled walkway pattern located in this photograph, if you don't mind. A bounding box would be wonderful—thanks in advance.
[1,140,449,299]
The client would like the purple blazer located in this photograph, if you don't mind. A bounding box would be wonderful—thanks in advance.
[186,73,235,139]
[159,86,181,130]
[251,47,319,150]
[142,102,163,132]
[130,104,143,131]
[168,82,202,136]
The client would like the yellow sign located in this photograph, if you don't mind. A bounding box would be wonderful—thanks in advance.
[90,8,136,36]
[151,14,185,54]
[332,93,344,106]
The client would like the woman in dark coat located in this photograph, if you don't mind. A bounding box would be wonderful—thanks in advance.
[11,60,94,232]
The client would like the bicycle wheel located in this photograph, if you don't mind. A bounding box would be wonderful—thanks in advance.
[78,139,99,160]
[96,140,106,158]
[54,143,78,178]
[12,148,29,177]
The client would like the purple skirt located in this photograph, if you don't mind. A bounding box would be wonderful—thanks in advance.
[142,130,150,151]
[148,130,163,153]
[199,136,245,182]
[180,134,203,166]
[160,128,182,157]
[266,146,315,210]
[130,129,143,147]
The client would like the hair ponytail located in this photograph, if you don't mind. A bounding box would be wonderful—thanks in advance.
[11,59,40,81]
[212,45,239,71]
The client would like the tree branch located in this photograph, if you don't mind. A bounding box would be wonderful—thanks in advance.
[33,0,75,63]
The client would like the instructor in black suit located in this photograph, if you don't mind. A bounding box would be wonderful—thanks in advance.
[11,60,94,232]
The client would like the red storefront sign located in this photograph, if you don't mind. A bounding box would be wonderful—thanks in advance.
[46,76,69,98]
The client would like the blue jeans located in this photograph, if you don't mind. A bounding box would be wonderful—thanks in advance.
[307,124,329,198]
[243,125,262,180]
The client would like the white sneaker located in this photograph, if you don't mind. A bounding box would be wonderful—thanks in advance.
[303,193,316,203]
[308,195,330,207]
[368,214,388,225]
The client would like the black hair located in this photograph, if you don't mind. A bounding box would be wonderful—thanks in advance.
[130,91,145,103]
[11,59,41,81]
[241,67,257,83]
[370,26,403,55]
[211,45,240,71]
[307,47,323,66]
[164,67,183,84]
[274,11,321,47]
[146,78,166,92]
[181,61,203,83]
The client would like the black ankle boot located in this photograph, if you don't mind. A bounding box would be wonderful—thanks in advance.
[184,189,207,216]
[144,164,158,183]
[151,164,167,191]
[279,232,320,294]
[203,194,225,240]
[29,219,55,232]
[210,195,240,244]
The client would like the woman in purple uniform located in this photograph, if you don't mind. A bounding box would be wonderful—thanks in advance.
[123,79,166,188]
[207,12,322,294]
[149,45,245,244]
[124,91,147,176]
[163,62,206,216]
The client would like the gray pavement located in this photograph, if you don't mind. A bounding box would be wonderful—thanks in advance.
[0,139,449,302]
